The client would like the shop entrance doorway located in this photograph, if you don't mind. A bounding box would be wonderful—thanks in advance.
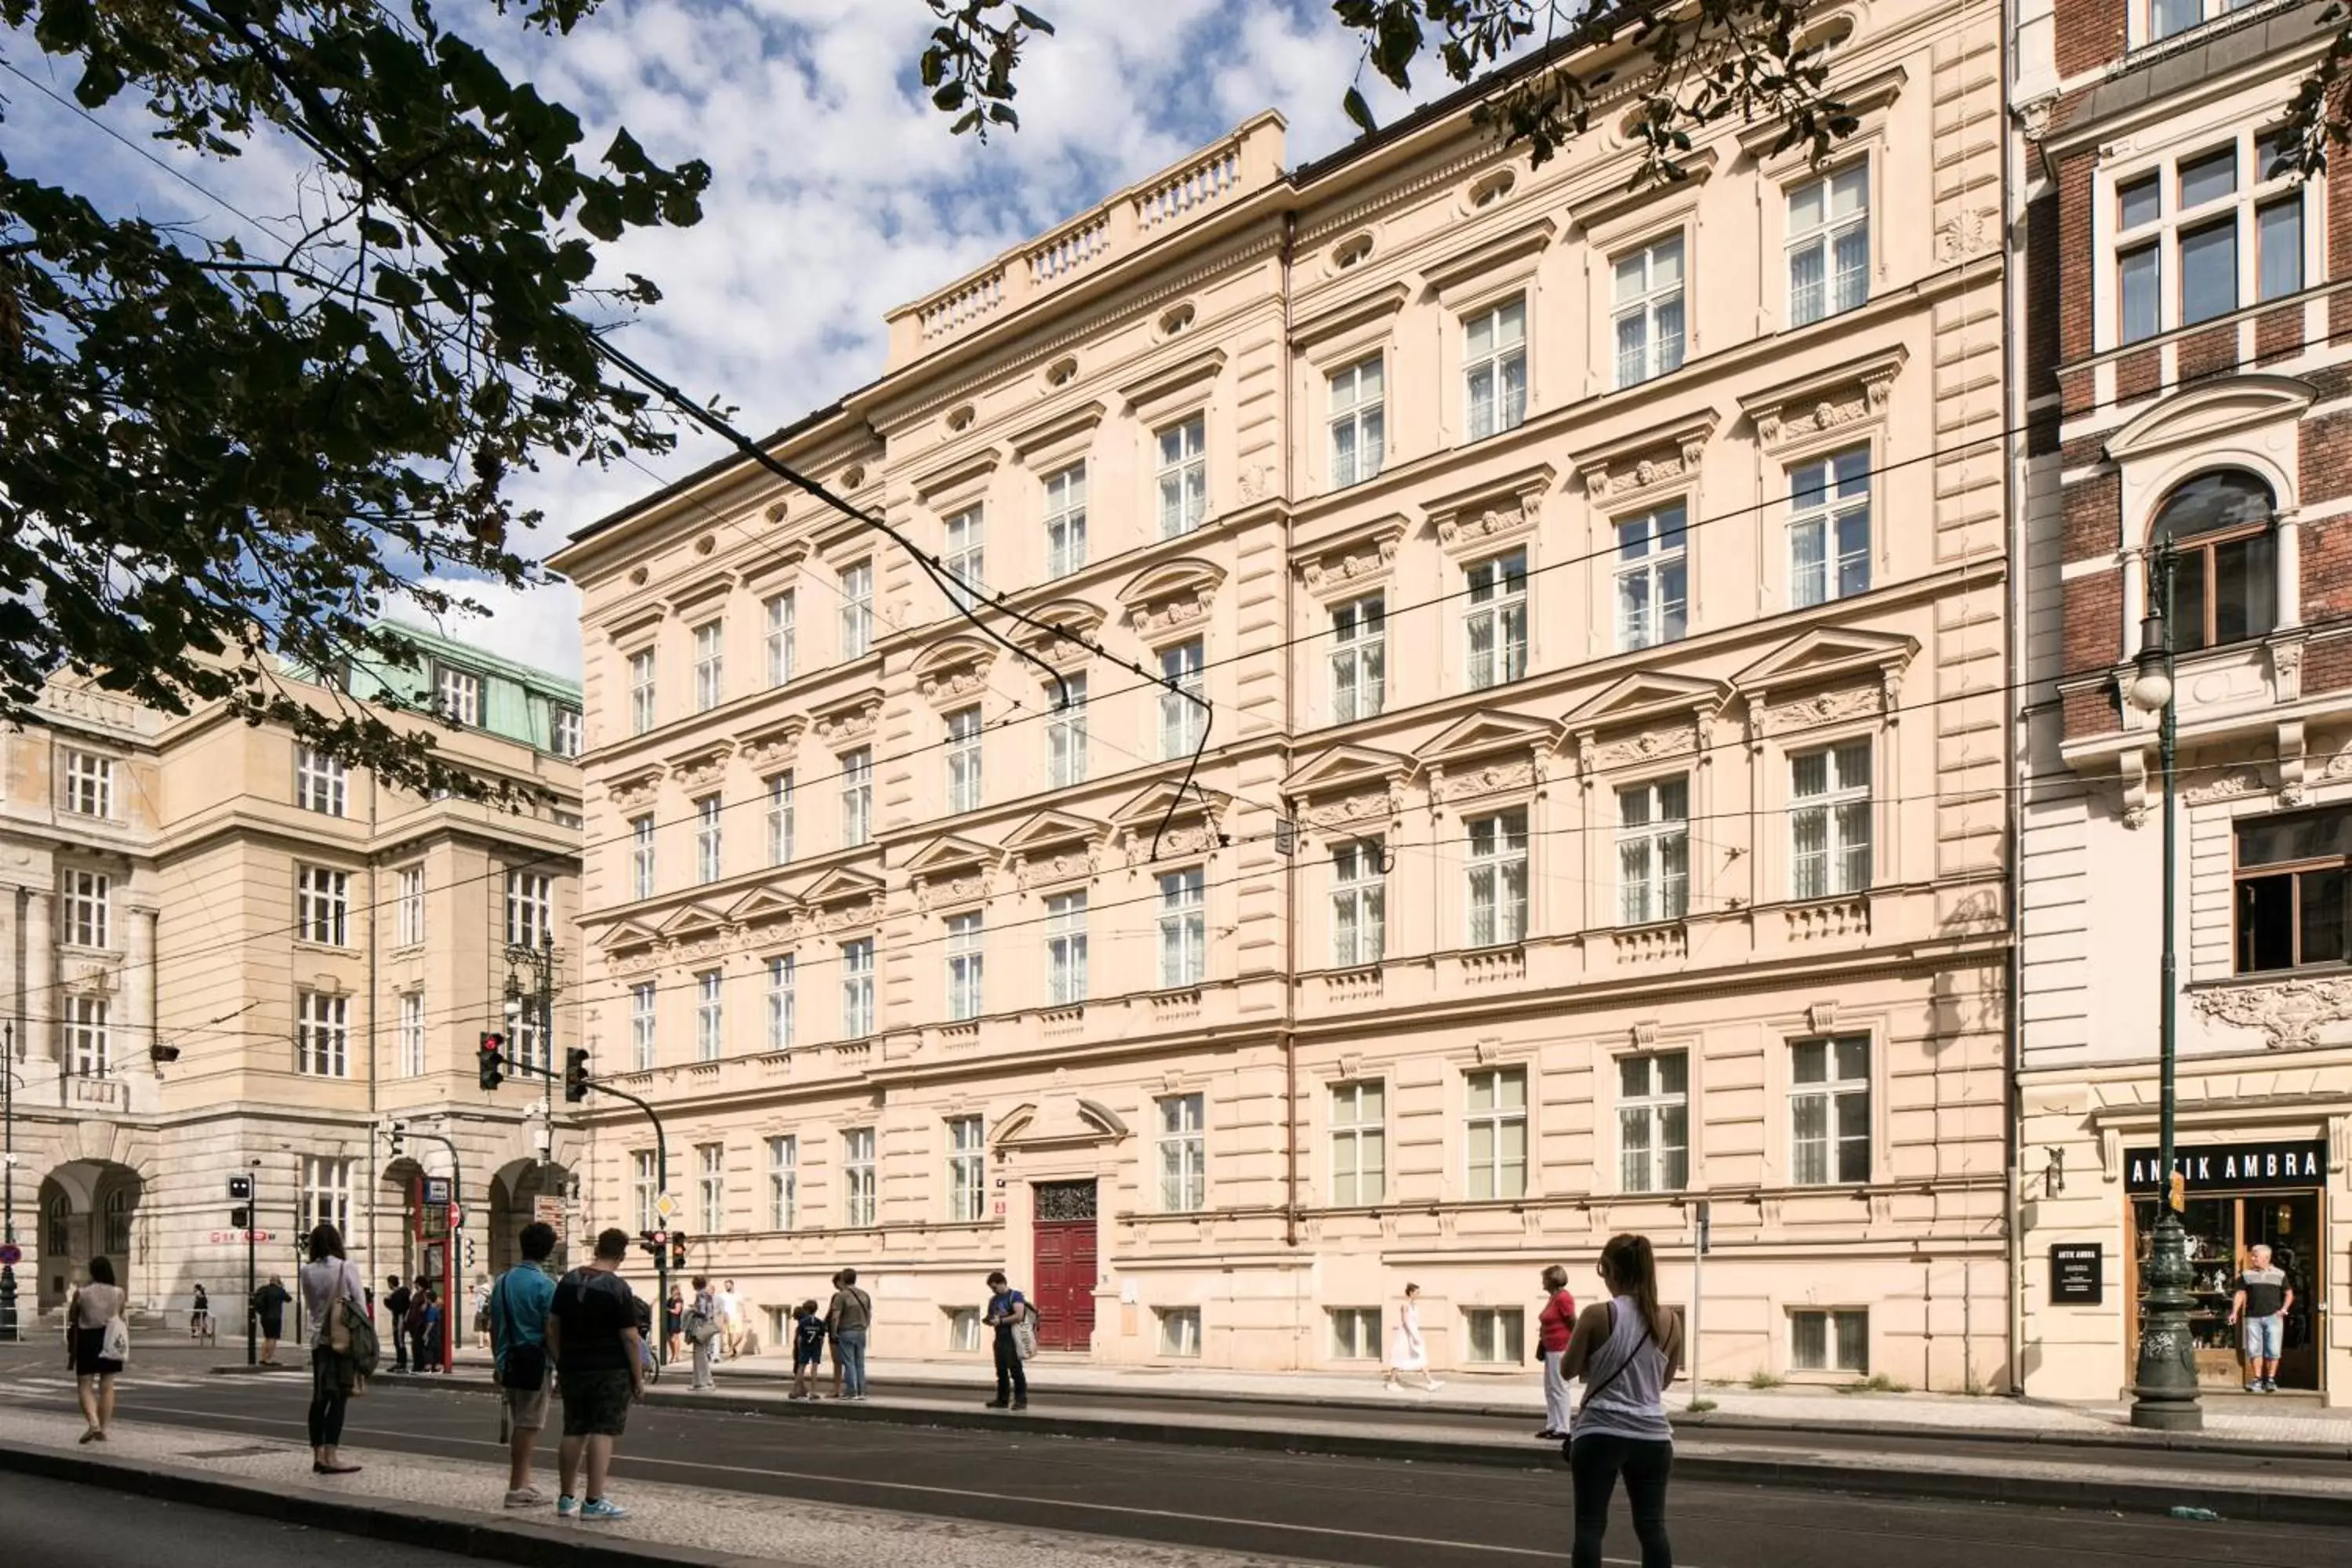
[2125,1138,2325,1393]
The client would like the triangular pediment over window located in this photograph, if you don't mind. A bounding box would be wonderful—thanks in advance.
[1110,777,1229,832]
[1733,626,1917,702]
[1564,673,1731,735]
[1282,744,1414,801]
[655,902,730,940]
[1417,709,1560,770]
[723,887,803,926]
[1002,809,1107,854]
[592,918,662,954]
[902,833,998,877]
[798,865,885,906]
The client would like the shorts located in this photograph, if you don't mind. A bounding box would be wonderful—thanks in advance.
[503,1372,552,1432]
[559,1368,634,1438]
[2243,1312,2285,1359]
[793,1352,822,1371]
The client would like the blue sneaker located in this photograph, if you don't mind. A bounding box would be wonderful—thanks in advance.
[555,1495,579,1519]
[580,1497,630,1522]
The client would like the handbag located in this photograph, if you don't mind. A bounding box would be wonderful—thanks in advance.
[1011,1301,1040,1363]
[100,1312,130,1366]
[326,1263,381,1385]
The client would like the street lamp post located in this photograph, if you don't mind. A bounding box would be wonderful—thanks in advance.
[2125,542,2201,1432]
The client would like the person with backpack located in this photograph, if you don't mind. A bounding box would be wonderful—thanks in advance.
[826,1267,873,1400]
[299,1223,369,1475]
[490,1221,559,1508]
[982,1270,1030,1410]
[1562,1233,1682,1568]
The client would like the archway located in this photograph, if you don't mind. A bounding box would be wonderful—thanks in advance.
[2149,467,2278,653]
[36,1160,142,1312]
[379,1156,426,1292]
[487,1158,574,1276]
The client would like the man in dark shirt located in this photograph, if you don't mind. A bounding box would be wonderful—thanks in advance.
[2228,1243,2295,1393]
[982,1271,1029,1411]
[383,1277,412,1372]
[545,1227,643,1520]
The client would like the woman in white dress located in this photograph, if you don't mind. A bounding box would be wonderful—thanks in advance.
[1385,1282,1443,1392]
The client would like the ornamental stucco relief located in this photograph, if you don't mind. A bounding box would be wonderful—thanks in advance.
[2192,977,2352,1051]
[1435,759,1535,802]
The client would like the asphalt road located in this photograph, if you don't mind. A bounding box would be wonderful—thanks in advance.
[0,1468,481,1568]
[6,1365,2347,1567]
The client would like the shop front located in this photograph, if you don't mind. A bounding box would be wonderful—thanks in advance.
[2125,1138,2327,1393]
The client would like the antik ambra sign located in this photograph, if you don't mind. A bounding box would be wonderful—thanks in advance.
[2124,1138,2327,1193]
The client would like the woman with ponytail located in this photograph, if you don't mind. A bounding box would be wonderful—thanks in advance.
[1559,1232,1681,1567]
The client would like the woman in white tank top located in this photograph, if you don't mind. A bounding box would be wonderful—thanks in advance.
[1560,1233,1682,1568]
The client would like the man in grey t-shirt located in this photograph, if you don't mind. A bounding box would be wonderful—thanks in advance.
[826,1268,873,1400]
[2228,1243,2295,1392]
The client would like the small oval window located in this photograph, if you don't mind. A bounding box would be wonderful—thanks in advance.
[1045,356,1079,387]
[1333,233,1374,269]
[946,404,976,433]
[1468,169,1515,209]
[1160,303,1196,338]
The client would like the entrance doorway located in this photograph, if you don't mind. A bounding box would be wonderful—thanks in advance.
[1031,1181,1098,1352]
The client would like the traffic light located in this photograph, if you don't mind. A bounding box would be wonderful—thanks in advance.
[639,1229,663,1261]
[668,1230,689,1271]
[478,1032,506,1091]
[563,1047,590,1104]
[229,1206,249,1229]
[227,1175,252,1201]
[387,1120,406,1158]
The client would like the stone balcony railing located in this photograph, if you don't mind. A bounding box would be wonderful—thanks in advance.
[884,113,1286,369]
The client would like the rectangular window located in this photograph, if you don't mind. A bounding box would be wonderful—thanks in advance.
[1791,741,1873,900]
[1157,868,1207,989]
[437,666,481,725]
[1047,891,1089,1006]
[508,995,548,1076]
[1330,1080,1386,1207]
[768,954,797,1051]
[943,506,986,612]
[296,746,347,816]
[552,706,582,758]
[693,622,724,713]
[695,970,723,1062]
[2259,194,2305,301]
[1790,448,1871,608]
[630,814,656,900]
[946,705,983,814]
[1619,1051,1690,1193]
[1044,463,1089,577]
[842,937,876,1039]
[946,911,985,1022]
[1157,1307,1203,1358]
[506,869,554,949]
[1159,639,1206,760]
[2119,241,2161,343]
[768,1134,798,1230]
[1047,675,1089,788]
[1156,415,1208,538]
[2111,134,2305,344]
[398,991,426,1079]
[1464,296,1529,441]
[1464,551,1528,689]
[1330,1307,1381,1360]
[63,750,113,818]
[768,774,796,866]
[1617,777,1690,925]
[1792,1308,1870,1373]
[296,990,349,1077]
[840,561,874,659]
[694,795,723,884]
[1791,1035,1872,1185]
[1330,595,1386,723]
[1465,810,1530,948]
[1788,163,1869,325]
[629,649,656,735]
[1613,236,1686,388]
[2180,215,2238,326]
[1330,356,1386,487]
[948,1114,986,1223]
[1330,840,1387,968]
[766,591,797,687]
[949,1308,984,1352]
[631,982,657,1070]
[1466,1066,1529,1200]
[631,1150,658,1232]
[296,865,350,946]
[66,995,110,1077]
[1616,503,1689,651]
[843,1127,877,1228]
[397,865,426,945]
[2234,809,2352,972]
[1157,1091,1207,1211]
[61,869,110,949]
[840,747,873,848]
[300,1156,352,1236]
[1465,1307,1526,1364]
[698,1142,727,1234]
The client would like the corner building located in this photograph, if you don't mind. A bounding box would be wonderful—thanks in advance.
[556,3,2009,1384]
[2015,0,2352,1403]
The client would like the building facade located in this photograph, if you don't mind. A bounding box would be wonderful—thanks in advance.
[556,1,2011,1382]
[2,627,585,1330]
[2014,1,2352,1403]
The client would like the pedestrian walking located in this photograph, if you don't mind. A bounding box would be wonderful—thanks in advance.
[383,1276,412,1371]
[490,1221,560,1509]
[473,1273,495,1350]
[2229,1243,2295,1393]
[686,1276,720,1390]
[546,1227,644,1522]
[190,1283,213,1345]
[827,1267,873,1400]
[252,1273,291,1366]
[1537,1263,1578,1440]
[663,1284,685,1364]
[718,1277,746,1357]
[66,1256,126,1443]
[1562,1233,1681,1568]
[982,1270,1030,1410]
[1385,1283,1443,1392]
[299,1223,368,1475]
[404,1276,433,1374]
[789,1299,826,1399]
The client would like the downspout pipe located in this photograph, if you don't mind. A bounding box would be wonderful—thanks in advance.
[1279,205,1300,1257]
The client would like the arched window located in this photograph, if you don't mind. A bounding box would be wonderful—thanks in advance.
[103,1188,132,1256]
[45,1194,70,1259]
[2151,469,2277,652]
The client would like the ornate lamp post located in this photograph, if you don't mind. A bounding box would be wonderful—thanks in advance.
[2125,543,2201,1432]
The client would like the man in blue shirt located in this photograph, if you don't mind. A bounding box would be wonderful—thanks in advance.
[489,1221,560,1508]
[983,1270,1029,1410]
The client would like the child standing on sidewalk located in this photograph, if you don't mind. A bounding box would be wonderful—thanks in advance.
[790,1300,826,1399]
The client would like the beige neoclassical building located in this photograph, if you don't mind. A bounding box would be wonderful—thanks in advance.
[556,2,2012,1383]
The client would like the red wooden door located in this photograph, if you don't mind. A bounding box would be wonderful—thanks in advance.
[1031,1181,1098,1352]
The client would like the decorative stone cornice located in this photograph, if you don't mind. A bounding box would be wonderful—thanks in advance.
[2193,977,2352,1051]
[1568,414,1719,506]
[1297,517,1407,599]
[913,637,997,706]
[667,742,733,791]
[1740,345,1907,452]
[1117,558,1225,637]
[811,688,885,746]
[1425,464,1555,559]
[739,716,807,770]
[606,766,664,811]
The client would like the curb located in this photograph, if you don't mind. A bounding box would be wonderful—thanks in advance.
[0,1439,817,1568]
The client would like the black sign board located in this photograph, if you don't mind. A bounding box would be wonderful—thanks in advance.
[2050,1243,2102,1305]
[423,1176,452,1207]
[2125,1139,2326,1194]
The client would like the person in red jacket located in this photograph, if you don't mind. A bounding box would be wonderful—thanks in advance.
[1537,1263,1578,1439]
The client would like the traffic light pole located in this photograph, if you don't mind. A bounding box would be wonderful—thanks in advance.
[586,1074,669,1367]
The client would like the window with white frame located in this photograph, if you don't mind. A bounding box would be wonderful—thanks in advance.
[843,1127,877,1227]
[1464,296,1529,440]
[1613,236,1686,387]
[552,706,582,758]
[946,705,983,813]
[296,865,350,946]
[62,750,113,818]
[1465,810,1529,948]
[946,910,984,1022]
[949,1307,983,1352]
[297,990,348,1076]
[1157,1091,1206,1210]
[62,869,110,949]
[1046,891,1088,1006]
[698,1142,727,1233]
[695,794,723,884]
[765,954,796,1052]
[630,1149,659,1232]
[1159,638,1206,759]
[2115,131,2307,347]
[398,991,426,1078]
[1330,1307,1381,1360]
[840,747,872,848]
[693,621,724,712]
[1048,675,1089,787]
[1791,741,1873,900]
[1330,1079,1386,1206]
[629,648,656,735]
[840,560,874,659]
[2147,0,2251,47]
[1158,867,1206,989]
[768,1134,798,1229]
[1792,1308,1869,1373]
[1466,1065,1528,1200]
[1044,463,1088,577]
[67,995,110,1076]
[630,814,655,900]
[1788,163,1869,326]
[1156,414,1207,538]
[763,772,796,866]
[1616,503,1689,651]
[841,937,875,1038]
[1330,356,1386,486]
[943,506,986,612]
[506,869,554,949]
[1465,1307,1526,1363]
[506,1000,543,1077]
[765,591,797,687]
[695,970,723,1062]
[1330,595,1386,722]
[630,982,657,1070]
[1791,1034,1871,1185]
[1157,1306,1203,1357]
[1789,448,1871,608]
[1330,840,1386,968]
[296,746,347,815]
[397,865,426,944]
[1465,551,1528,689]
[1617,776,1690,925]
[300,1155,352,1235]
[1619,1051,1690,1193]
[437,664,481,724]
[947,1114,985,1222]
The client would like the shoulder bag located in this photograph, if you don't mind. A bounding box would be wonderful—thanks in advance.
[100,1294,131,1366]
[1011,1298,1040,1363]
[328,1263,382,1387]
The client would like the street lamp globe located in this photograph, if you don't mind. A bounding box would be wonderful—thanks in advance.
[2127,610,2172,714]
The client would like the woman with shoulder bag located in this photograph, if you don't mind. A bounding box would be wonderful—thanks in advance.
[66,1256,127,1443]
[1561,1233,1682,1568]
[298,1222,370,1475]
[687,1276,720,1390]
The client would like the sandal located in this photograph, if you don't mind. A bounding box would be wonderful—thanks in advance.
[313,1461,362,1475]
[78,1429,98,1445]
